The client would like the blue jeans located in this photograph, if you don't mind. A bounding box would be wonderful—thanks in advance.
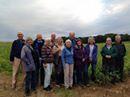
[84,63,96,84]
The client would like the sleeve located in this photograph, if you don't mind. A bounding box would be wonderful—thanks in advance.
[61,48,65,66]
[93,45,98,58]
[122,44,126,57]
[101,47,106,57]
[111,46,118,58]
[10,41,16,61]
[21,47,30,65]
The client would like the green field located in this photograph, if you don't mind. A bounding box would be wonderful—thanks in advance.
[0,42,130,97]
[0,41,130,76]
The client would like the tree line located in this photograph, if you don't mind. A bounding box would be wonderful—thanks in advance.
[62,33,130,43]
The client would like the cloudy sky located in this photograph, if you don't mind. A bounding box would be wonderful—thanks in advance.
[0,0,130,41]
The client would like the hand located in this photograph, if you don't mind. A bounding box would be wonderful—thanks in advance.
[82,58,85,62]
[43,64,47,68]
[10,61,13,65]
[106,55,111,59]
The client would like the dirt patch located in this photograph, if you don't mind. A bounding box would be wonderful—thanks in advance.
[0,73,130,97]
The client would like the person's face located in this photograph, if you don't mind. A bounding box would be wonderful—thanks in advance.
[69,32,75,39]
[17,33,24,40]
[45,40,50,46]
[51,34,56,40]
[89,39,94,45]
[58,39,63,45]
[27,40,33,45]
[106,39,112,45]
[37,34,42,40]
[77,41,82,46]
[66,41,71,48]
[115,37,121,43]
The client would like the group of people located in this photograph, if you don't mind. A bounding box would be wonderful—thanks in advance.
[10,32,126,96]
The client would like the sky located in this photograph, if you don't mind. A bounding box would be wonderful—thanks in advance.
[0,0,130,41]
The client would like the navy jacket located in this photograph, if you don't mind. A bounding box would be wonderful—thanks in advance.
[10,39,25,61]
[84,44,98,64]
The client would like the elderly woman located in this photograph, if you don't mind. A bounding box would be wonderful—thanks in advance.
[84,37,98,85]
[113,35,126,82]
[41,39,54,91]
[54,37,64,87]
[101,37,117,84]
[61,39,74,89]
[74,39,85,86]
[21,37,36,96]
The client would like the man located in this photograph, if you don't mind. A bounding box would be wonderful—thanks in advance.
[69,32,77,84]
[10,32,26,89]
[33,33,45,86]
[113,35,126,82]
[69,32,77,47]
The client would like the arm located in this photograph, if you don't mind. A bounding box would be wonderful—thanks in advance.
[21,47,30,65]
[101,47,106,57]
[111,46,118,58]
[10,41,16,62]
[61,49,66,66]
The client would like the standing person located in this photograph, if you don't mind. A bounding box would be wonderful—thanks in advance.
[74,39,85,86]
[21,37,36,96]
[69,32,77,84]
[33,33,45,86]
[50,32,58,82]
[10,32,26,89]
[69,32,77,47]
[61,39,74,89]
[113,35,126,82]
[101,37,117,84]
[41,39,54,91]
[55,37,64,87]
[84,37,98,85]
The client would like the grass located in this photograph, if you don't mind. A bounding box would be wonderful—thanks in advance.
[0,41,130,97]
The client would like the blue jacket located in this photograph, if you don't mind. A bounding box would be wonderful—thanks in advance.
[61,47,74,66]
[85,44,98,64]
[33,39,44,57]
[21,44,36,72]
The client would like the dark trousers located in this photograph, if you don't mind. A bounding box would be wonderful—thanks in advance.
[102,58,116,83]
[84,63,96,84]
[56,70,64,85]
[35,63,40,86]
[115,59,124,81]
[25,71,36,94]
[76,68,84,84]
[40,66,44,85]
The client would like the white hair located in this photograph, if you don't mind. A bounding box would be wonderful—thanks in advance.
[65,39,72,44]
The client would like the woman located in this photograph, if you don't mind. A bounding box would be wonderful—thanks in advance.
[74,39,85,86]
[113,35,126,82]
[101,37,117,84]
[84,37,98,85]
[61,39,74,89]
[21,37,36,96]
[55,37,64,86]
[41,39,54,91]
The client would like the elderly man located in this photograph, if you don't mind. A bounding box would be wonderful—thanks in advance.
[33,33,45,86]
[69,32,77,47]
[113,35,126,82]
[10,32,26,89]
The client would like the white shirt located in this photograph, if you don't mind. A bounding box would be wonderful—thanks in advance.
[89,45,94,58]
